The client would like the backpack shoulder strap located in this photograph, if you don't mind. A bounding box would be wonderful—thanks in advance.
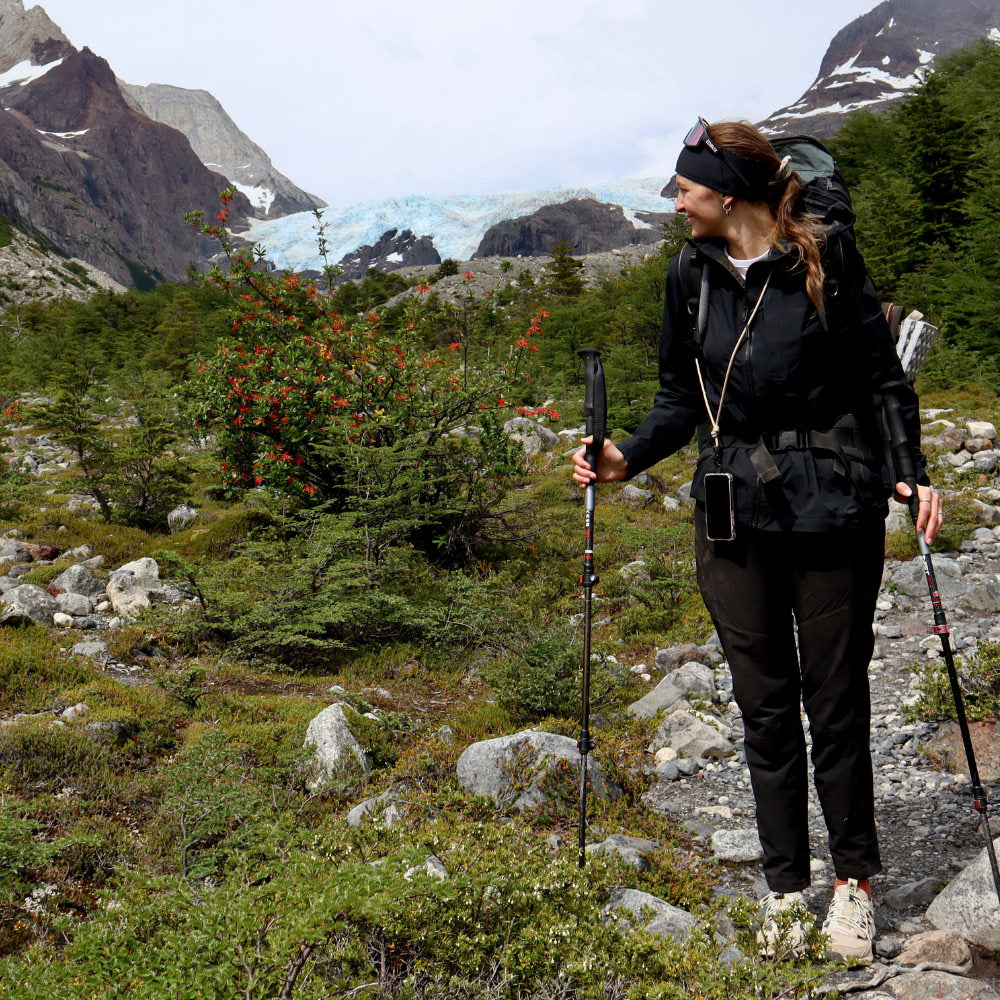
[677,242,709,349]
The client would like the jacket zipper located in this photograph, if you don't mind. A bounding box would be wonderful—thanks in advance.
[749,277,760,530]
[744,280,757,410]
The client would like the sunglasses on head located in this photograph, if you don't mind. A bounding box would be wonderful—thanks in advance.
[683,116,752,190]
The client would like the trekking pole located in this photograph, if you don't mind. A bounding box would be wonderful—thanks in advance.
[884,395,1000,905]
[577,347,606,869]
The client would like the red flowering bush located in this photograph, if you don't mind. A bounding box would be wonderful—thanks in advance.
[187,195,554,562]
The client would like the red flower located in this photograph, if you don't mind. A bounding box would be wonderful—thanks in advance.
[448,342,461,351]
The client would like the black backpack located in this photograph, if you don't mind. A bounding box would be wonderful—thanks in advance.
[677,135,856,346]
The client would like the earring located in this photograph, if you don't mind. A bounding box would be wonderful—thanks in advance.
[723,201,733,216]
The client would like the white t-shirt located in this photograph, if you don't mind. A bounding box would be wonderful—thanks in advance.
[727,249,770,279]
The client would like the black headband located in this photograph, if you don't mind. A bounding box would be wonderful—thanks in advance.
[675,143,773,200]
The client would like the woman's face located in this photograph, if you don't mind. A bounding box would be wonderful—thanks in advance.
[675,175,727,239]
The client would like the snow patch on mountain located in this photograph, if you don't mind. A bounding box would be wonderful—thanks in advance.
[233,182,276,217]
[37,128,88,138]
[243,179,672,272]
[0,57,62,88]
[778,94,909,121]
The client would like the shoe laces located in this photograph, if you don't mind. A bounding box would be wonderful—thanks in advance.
[760,890,806,923]
[824,883,874,938]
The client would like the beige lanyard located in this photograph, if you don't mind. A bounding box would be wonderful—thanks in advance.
[694,272,772,460]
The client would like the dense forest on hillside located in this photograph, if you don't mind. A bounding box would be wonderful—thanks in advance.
[0,38,999,1000]
[829,39,1000,384]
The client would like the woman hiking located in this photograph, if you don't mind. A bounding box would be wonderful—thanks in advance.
[572,118,942,964]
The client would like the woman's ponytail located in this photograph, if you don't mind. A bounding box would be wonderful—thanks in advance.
[773,174,825,310]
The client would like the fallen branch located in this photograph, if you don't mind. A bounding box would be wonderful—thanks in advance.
[835,960,973,995]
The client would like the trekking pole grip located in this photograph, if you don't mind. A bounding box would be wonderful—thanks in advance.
[884,394,920,523]
[578,348,606,475]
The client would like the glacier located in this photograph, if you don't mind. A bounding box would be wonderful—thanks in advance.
[240,178,673,272]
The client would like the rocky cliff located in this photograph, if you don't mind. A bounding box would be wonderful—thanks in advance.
[0,0,70,71]
[0,47,252,287]
[334,228,440,281]
[119,82,325,219]
[473,199,667,259]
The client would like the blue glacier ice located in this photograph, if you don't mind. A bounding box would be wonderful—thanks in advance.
[241,178,673,272]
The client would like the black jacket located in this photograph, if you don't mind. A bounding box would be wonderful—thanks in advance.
[617,235,928,532]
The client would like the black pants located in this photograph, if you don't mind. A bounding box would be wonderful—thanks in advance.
[695,513,885,892]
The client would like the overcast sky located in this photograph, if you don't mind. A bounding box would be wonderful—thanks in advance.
[31,0,882,207]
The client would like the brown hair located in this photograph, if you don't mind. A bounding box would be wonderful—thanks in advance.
[707,121,825,309]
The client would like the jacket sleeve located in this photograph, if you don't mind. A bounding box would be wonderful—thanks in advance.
[616,254,702,477]
[840,237,929,486]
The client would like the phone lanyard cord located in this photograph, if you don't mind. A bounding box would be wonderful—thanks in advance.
[694,272,772,469]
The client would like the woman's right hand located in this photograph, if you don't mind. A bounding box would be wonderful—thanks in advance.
[571,436,629,487]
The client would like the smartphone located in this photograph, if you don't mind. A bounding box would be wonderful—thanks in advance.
[704,471,736,542]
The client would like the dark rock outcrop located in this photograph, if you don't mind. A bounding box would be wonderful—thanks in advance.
[473,199,666,259]
[335,228,440,281]
[0,47,252,286]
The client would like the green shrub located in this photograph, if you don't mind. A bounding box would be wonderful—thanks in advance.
[0,816,830,1000]
[907,640,1000,722]
[0,629,94,714]
[484,626,621,724]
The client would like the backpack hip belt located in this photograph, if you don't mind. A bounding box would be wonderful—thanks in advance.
[698,419,877,498]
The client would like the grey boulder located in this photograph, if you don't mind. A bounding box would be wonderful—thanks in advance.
[711,828,764,863]
[925,835,1000,953]
[888,555,965,600]
[627,674,686,719]
[503,417,559,456]
[346,783,408,828]
[0,584,57,626]
[602,887,694,942]
[106,558,184,618]
[50,564,106,600]
[167,504,199,533]
[304,703,371,789]
[56,592,94,617]
[967,420,998,441]
[586,834,661,873]
[649,709,736,760]
[456,729,620,811]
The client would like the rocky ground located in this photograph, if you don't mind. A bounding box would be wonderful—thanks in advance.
[2,403,999,998]
[383,244,664,306]
[0,229,126,307]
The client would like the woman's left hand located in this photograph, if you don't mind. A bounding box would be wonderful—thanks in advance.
[894,482,943,545]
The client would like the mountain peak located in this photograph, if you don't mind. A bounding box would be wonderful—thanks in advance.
[120,80,326,219]
[763,0,1000,135]
[0,0,71,73]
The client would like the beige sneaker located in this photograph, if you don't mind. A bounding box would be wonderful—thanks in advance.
[822,879,875,965]
[757,890,812,958]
